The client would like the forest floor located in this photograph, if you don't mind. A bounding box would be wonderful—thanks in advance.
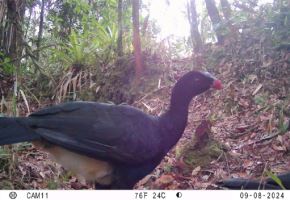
[134,68,290,189]
[1,47,290,189]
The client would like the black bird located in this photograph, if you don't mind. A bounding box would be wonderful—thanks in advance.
[0,71,222,189]
[219,172,290,189]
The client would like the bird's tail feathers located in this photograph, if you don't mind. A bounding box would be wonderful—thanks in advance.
[0,117,40,145]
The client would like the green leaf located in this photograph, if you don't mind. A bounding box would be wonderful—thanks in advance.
[266,171,286,190]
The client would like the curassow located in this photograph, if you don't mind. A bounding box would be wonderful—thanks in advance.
[0,71,222,189]
[219,172,290,189]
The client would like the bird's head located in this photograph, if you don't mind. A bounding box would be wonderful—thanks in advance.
[188,71,223,94]
[170,71,222,110]
[174,70,222,96]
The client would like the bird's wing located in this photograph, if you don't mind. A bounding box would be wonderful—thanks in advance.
[28,102,161,164]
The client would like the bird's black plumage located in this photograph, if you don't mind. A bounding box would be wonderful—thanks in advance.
[0,71,221,189]
[219,172,290,190]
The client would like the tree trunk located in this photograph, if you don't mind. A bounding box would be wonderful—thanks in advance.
[220,0,238,39]
[117,0,123,57]
[2,0,26,66]
[0,0,26,115]
[220,0,231,20]
[187,0,203,53]
[132,0,143,83]
[204,0,224,44]
[36,0,45,60]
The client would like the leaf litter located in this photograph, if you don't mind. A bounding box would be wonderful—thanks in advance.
[1,43,290,190]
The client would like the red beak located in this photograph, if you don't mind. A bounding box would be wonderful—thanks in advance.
[212,79,223,90]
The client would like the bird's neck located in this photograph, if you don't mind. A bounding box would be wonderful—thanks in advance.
[158,107,188,153]
[158,94,192,151]
[164,106,189,131]
[158,76,200,151]
[163,80,194,134]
